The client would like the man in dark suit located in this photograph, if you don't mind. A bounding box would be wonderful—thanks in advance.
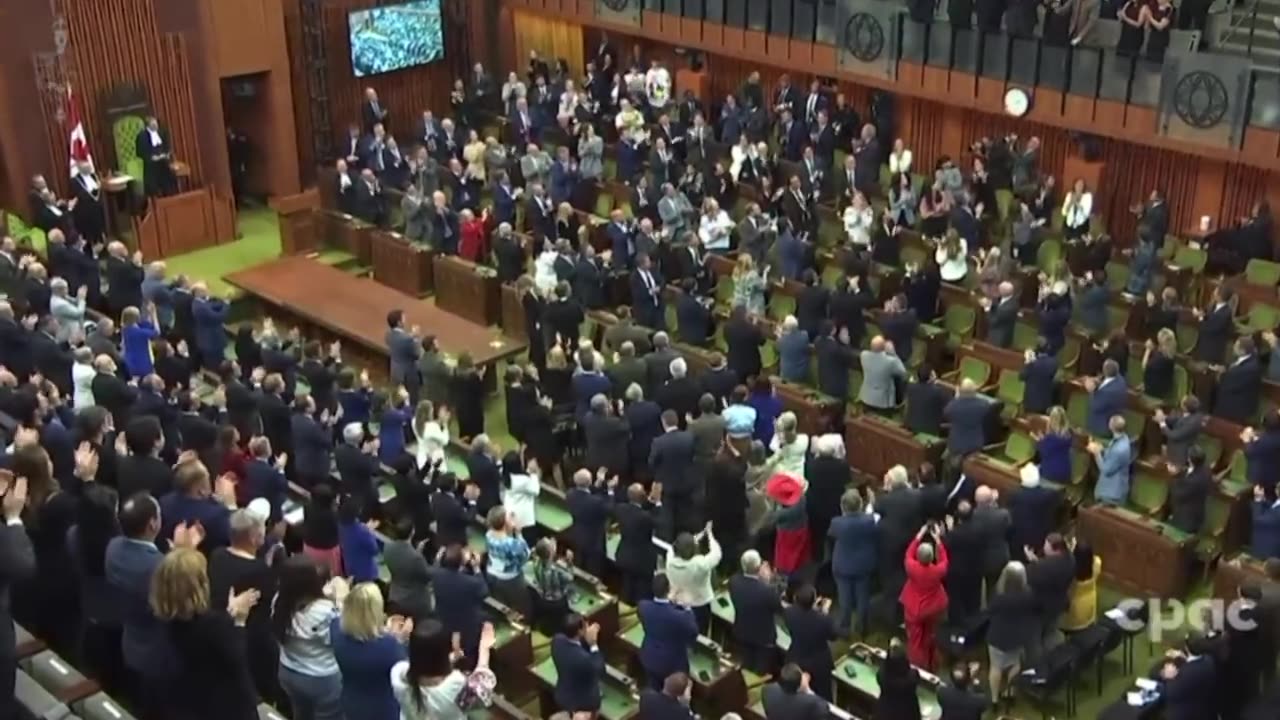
[1169,446,1213,534]
[777,110,807,163]
[875,467,923,605]
[650,410,697,536]
[30,315,74,395]
[828,491,878,637]
[1136,188,1170,245]
[937,662,990,720]
[656,358,701,424]
[354,169,387,227]
[334,423,380,510]
[613,483,661,603]
[762,663,830,720]
[606,342,647,402]
[105,494,184,715]
[638,671,697,720]
[852,124,881,195]
[905,364,954,437]
[944,379,992,457]
[1085,360,1128,436]
[551,613,605,714]
[701,354,738,407]
[70,161,107,245]
[638,575,700,689]
[429,474,477,549]
[729,550,783,675]
[431,546,490,663]
[1161,634,1219,720]
[361,87,388,132]
[573,246,608,311]
[1214,337,1263,424]
[1245,412,1280,491]
[385,309,422,404]
[582,395,630,481]
[984,282,1019,348]
[135,116,177,197]
[1195,286,1236,364]
[880,294,919,365]
[971,485,1012,596]
[91,354,137,429]
[1019,341,1059,415]
[104,241,145,321]
[724,306,765,384]
[1024,533,1075,661]
[644,333,680,393]
[566,468,612,577]
[630,253,665,331]
[675,282,713,347]
[0,470,35,720]
[1008,464,1061,550]
[814,321,857,406]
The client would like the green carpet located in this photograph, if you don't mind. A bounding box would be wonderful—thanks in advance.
[164,207,281,296]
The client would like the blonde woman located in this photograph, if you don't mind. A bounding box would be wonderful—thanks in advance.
[1061,178,1093,240]
[151,546,261,720]
[462,129,486,183]
[842,191,874,248]
[888,138,913,175]
[331,582,413,720]
[731,253,767,316]
[412,400,450,470]
[934,230,969,283]
[1034,406,1074,484]
[1142,327,1177,400]
[768,411,810,478]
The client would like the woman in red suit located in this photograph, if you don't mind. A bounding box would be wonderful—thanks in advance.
[458,207,489,261]
[766,473,810,575]
[900,522,949,670]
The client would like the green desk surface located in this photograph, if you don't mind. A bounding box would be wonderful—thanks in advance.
[521,566,612,618]
[710,593,791,651]
[536,498,573,533]
[834,657,941,719]
[1106,504,1194,543]
[486,611,525,649]
[378,482,396,503]
[530,656,638,720]
[619,624,731,683]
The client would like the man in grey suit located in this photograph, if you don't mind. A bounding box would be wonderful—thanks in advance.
[386,309,423,403]
[519,143,552,189]
[1155,395,1206,467]
[658,183,694,241]
[401,184,431,245]
[971,484,1011,597]
[983,281,1019,348]
[0,473,35,720]
[382,517,433,619]
[858,336,906,414]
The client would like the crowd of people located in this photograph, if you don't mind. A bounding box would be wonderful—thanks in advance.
[5,32,1280,720]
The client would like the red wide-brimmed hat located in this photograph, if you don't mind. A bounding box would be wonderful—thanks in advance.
[765,473,805,507]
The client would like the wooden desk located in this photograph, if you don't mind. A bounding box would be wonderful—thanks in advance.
[315,209,372,264]
[224,257,525,376]
[500,284,528,342]
[773,379,843,435]
[272,190,320,255]
[433,254,501,327]
[530,655,640,720]
[1212,554,1273,601]
[833,644,942,720]
[617,623,747,717]
[846,414,943,482]
[370,230,434,297]
[1077,504,1194,598]
[952,341,1026,388]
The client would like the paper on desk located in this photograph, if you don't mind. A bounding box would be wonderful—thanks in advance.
[1134,678,1157,691]
[285,507,305,525]
[1127,692,1145,706]
[1105,607,1126,621]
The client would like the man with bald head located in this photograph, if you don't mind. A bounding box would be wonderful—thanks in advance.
[944,378,992,459]
[971,484,1012,599]
[355,168,387,227]
[858,335,905,415]
[983,280,1019,348]
[91,353,136,429]
[104,240,144,320]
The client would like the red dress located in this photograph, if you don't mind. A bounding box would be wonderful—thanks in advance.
[899,535,949,670]
[458,218,487,262]
[772,497,812,574]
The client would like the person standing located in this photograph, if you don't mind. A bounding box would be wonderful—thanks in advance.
[783,585,839,701]
[829,490,878,638]
[331,583,412,720]
[385,310,422,404]
[0,473,34,720]
[901,523,949,671]
[638,574,700,690]
[728,550,782,675]
[271,555,348,720]
[550,613,605,714]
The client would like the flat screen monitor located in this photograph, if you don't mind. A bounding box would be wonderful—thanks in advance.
[348,0,444,78]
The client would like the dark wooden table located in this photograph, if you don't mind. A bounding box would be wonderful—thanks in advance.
[433,254,501,327]
[314,210,372,264]
[370,229,434,297]
[1078,504,1194,598]
[225,256,526,376]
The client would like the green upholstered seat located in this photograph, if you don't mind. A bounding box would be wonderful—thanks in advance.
[112,114,147,198]
[714,275,735,308]
[1036,239,1062,276]
[1001,431,1036,465]
[943,304,976,348]
[1067,391,1090,430]
[1245,259,1280,286]
[996,368,1025,413]
[1012,321,1039,351]
[958,355,992,388]
[594,192,614,219]
[1105,261,1130,293]
[1172,246,1207,274]
[1195,493,1233,564]
[1122,409,1146,443]
[768,293,797,324]
[1239,304,1280,334]
[1176,324,1199,356]
[1128,471,1169,518]
[1225,449,1249,484]
[1196,435,1223,471]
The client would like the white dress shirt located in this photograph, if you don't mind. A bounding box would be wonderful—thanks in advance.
[1062,191,1093,229]
[698,210,734,251]
[843,205,875,247]
[888,149,913,175]
[936,239,970,282]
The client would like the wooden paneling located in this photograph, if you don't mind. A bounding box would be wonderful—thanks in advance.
[41,0,207,191]
[281,0,475,183]
[210,0,274,76]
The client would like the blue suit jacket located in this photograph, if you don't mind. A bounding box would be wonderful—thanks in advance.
[1087,377,1128,436]
[572,372,613,422]
[607,223,633,269]
[550,162,578,205]
[551,635,606,712]
[944,395,990,455]
[192,297,228,357]
[106,537,178,677]
[637,599,699,679]
[493,184,518,227]
[1246,430,1280,488]
[829,514,879,577]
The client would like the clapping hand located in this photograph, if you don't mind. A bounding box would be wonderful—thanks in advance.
[227,587,261,623]
[173,521,206,549]
[0,475,28,522]
[74,442,99,481]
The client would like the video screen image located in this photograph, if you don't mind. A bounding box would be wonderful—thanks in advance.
[348,0,444,78]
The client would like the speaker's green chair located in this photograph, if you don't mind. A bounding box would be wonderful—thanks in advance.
[112,114,147,199]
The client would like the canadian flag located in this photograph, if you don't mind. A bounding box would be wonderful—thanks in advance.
[67,84,95,177]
